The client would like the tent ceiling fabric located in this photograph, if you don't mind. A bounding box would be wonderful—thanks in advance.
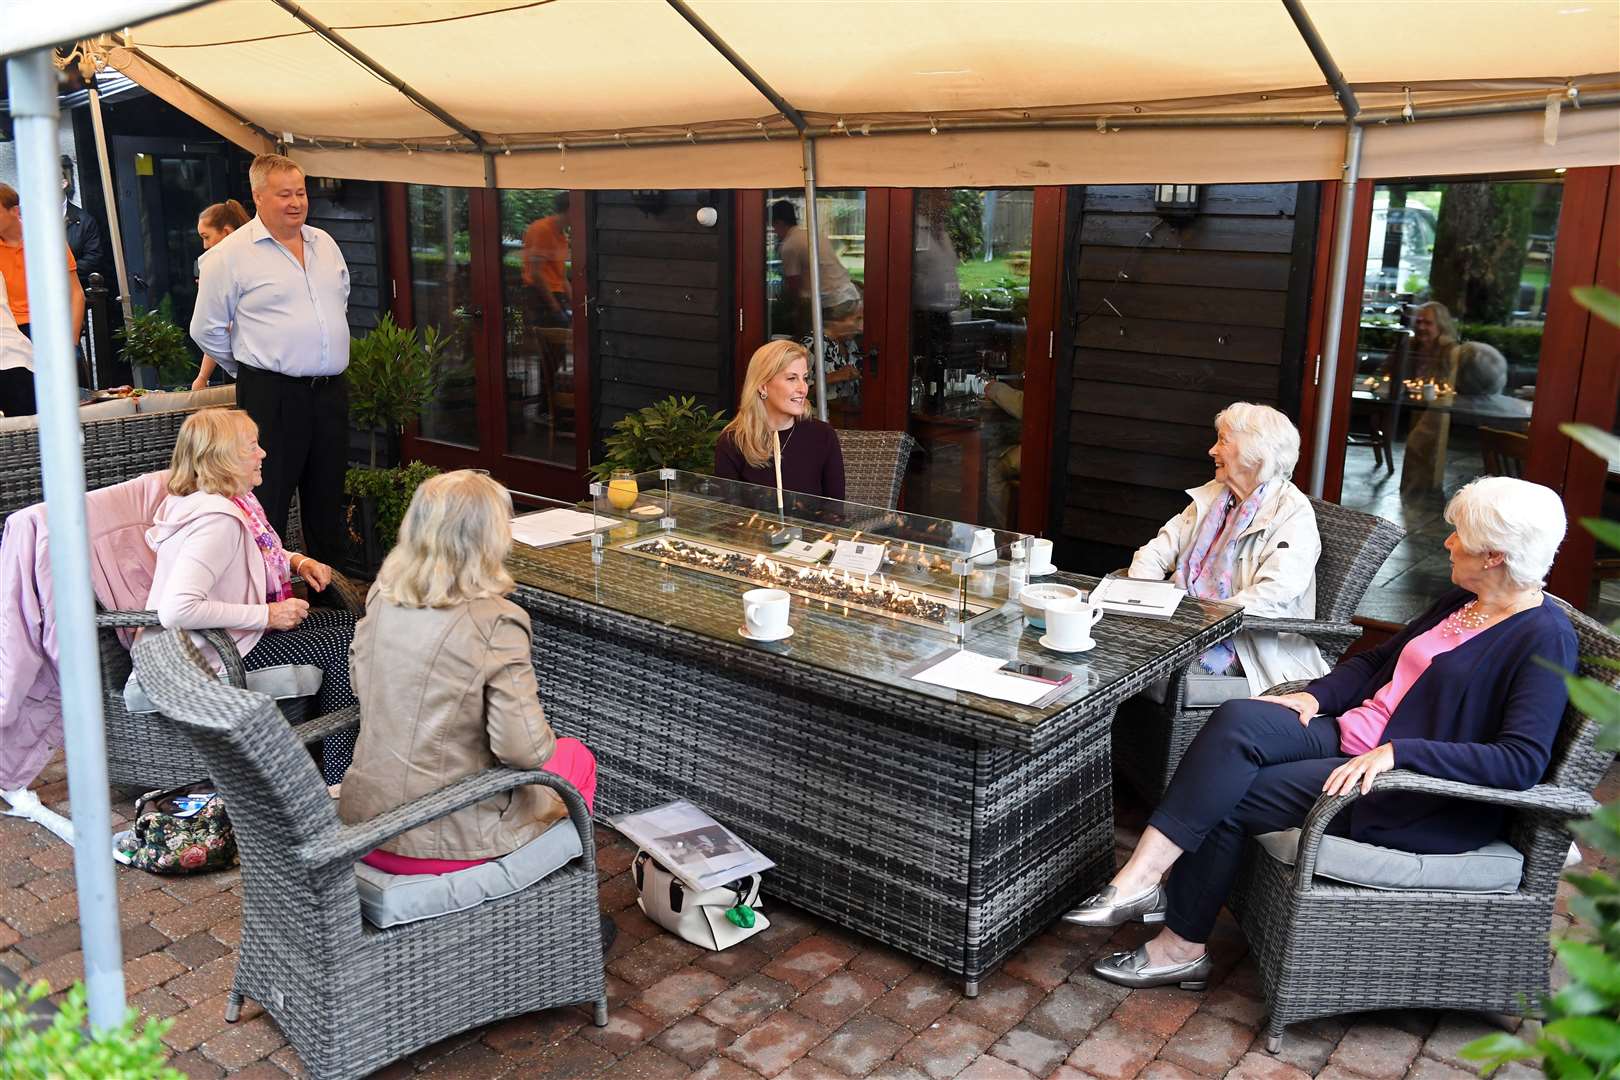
[106,0,1620,188]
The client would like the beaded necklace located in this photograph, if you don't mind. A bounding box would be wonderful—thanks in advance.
[1441,593,1542,637]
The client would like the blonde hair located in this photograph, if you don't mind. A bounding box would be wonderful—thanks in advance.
[249,153,303,193]
[199,199,250,233]
[720,340,809,468]
[374,470,515,608]
[1415,301,1459,351]
[167,408,257,497]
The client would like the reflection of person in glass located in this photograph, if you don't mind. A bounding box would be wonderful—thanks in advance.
[1450,342,1532,426]
[715,340,846,500]
[521,192,571,327]
[1398,301,1462,497]
[770,199,861,337]
[911,190,962,395]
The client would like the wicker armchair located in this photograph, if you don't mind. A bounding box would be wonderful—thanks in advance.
[99,571,365,788]
[130,628,608,1080]
[837,429,917,509]
[1230,597,1619,1052]
[1114,497,1405,800]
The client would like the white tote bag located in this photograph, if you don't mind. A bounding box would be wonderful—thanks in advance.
[633,851,770,951]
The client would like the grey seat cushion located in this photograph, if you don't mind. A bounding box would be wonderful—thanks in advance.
[1256,829,1523,893]
[354,817,584,928]
[1144,674,1252,707]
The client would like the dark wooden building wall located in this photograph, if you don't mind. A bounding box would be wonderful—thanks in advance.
[590,190,733,449]
[1052,183,1320,571]
[308,180,386,336]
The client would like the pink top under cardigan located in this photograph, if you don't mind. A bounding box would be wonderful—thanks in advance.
[1337,619,1485,755]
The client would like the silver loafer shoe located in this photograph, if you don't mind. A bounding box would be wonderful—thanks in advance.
[1060,883,1167,927]
[1091,945,1211,990]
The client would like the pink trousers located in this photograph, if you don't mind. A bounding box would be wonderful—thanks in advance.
[361,737,598,876]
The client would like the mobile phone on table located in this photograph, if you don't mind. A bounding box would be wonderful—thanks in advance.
[1000,660,1073,686]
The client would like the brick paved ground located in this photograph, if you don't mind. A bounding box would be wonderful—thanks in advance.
[4,750,1608,1079]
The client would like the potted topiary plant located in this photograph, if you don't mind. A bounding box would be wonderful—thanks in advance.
[114,297,194,391]
[588,394,728,481]
[342,314,449,575]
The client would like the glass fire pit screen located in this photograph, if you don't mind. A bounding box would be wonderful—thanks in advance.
[589,470,1033,639]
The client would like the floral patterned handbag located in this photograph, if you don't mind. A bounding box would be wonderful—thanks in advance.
[113,781,238,874]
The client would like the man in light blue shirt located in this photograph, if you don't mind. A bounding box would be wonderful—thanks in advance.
[191,153,350,561]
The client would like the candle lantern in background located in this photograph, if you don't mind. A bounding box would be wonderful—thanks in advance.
[1153,183,1202,222]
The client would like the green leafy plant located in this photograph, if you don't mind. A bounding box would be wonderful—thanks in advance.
[345,459,439,552]
[346,314,449,468]
[1465,274,1620,1077]
[0,979,184,1079]
[589,395,727,481]
[114,298,194,389]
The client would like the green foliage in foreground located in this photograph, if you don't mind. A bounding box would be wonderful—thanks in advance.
[345,459,440,552]
[0,979,183,1079]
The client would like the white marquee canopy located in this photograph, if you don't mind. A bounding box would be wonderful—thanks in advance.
[79,0,1620,189]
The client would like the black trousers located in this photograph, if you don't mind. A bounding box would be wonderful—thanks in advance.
[234,365,349,564]
[1148,699,1348,943]
[0,367,35,417]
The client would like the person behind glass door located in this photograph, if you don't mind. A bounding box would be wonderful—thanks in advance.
[61,156,108,290]
[1067,477,1574,991]
[190,199,251,391]
[1393,301,1461,498]
[715,340,846,500]
[522,191,571,327]
[0,183,86,354]
[190,154,351,566]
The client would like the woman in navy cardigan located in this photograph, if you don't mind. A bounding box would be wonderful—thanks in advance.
[1067,476,1577,991]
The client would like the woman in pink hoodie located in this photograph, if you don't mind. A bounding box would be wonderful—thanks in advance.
[146,408,358,781]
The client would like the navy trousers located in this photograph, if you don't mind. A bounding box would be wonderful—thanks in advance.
[1146,699,1349,943]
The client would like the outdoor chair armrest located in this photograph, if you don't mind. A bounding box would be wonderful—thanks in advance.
[98,610,247,689]
[1259,680,1313,696]
[1243,616,1363,651]
[1290,769,1598,890]
[297,766,594,873]
[291,705,360,747]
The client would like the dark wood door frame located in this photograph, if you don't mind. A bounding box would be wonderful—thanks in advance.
[1018,186,1066,537]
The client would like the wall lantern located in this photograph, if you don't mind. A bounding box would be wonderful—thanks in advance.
[630,189,668,216]
[1153,183,1201,221]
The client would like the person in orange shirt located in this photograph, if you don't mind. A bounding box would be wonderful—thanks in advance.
[0,183,86,345]
[520,192,570,327]
[0,184,84,416]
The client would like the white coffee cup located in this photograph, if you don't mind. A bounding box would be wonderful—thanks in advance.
[743,588,791,638]
[1028,538,1055,575]
[1044,595,1104,651]
[971,527,999,565]
[1422,382,1438,403]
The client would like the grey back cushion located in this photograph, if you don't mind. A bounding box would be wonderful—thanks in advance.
[1256,829,1522,893]
[354,818,583,928]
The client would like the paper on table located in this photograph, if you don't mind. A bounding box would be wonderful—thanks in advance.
[1090,577,1185,618]
[910,649,1054,706]
[510,508,610,549]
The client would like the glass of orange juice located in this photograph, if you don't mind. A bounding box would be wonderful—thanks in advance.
[606,469,639,511]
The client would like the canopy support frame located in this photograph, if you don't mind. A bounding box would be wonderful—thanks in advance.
[269,0,487,151]
[85,70,135,324]
[664,0,829,420]
[8,47,125,1032]
[1283,0,1366,497]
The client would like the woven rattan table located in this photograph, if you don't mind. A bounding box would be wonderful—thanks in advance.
[510,541,1240,993]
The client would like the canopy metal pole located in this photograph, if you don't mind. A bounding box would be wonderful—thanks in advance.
[802,138,828,422]
[8,48,125,1030]
[1308,123,1364,496]
[85,72,134,323]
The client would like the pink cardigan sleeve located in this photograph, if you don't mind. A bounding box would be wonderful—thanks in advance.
[153,514,270,633]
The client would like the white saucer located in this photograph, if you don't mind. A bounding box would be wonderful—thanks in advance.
[1027,564,1057,577]
[1040,634,1095,654]
[739,624,794,642]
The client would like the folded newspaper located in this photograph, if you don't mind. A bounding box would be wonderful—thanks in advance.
[608,800,775,892]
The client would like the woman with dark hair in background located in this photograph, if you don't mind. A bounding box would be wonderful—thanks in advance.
[191,200,252,391]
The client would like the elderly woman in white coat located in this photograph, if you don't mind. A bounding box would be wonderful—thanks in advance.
[1129,402,1328,701]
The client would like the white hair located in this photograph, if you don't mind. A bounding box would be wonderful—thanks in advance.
[1214,402,1300,483]
[1444,476,1567,589]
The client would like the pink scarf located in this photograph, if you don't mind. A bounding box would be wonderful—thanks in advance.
[230,493,292,603]
[1174,482,1270,675]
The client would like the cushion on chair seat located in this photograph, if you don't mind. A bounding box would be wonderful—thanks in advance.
[1256,829,1523,893]
[353,817,584,928]
[1143,674,1252,707]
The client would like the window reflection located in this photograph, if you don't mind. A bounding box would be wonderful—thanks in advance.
[501,189,574,464]
[407,186,478,449]
[906,188,1033,528]
[1345,179,1562,623]
[766,189,866,427]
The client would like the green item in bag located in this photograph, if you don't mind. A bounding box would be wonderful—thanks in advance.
[725,903,756,929]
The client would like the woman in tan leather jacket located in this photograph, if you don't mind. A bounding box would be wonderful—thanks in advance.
[338,470,597,876]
